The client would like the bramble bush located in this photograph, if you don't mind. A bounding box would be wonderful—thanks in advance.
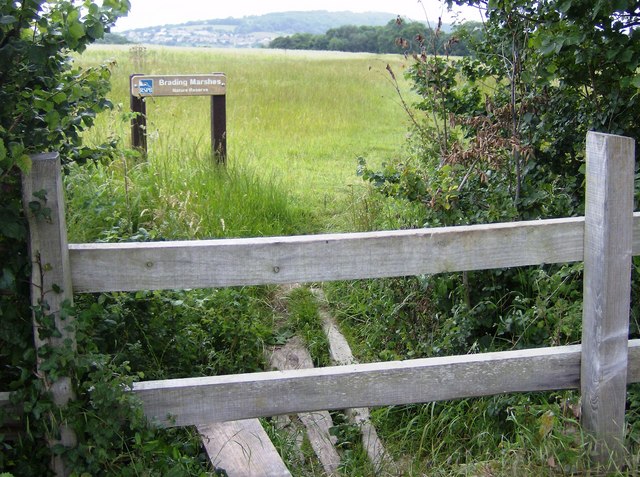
[333,1,640,471]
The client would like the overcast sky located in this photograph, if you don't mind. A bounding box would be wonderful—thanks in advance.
[113,0,484,31]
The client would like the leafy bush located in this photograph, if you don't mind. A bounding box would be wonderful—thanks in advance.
[0,1,212,473]
[78,287,274,380]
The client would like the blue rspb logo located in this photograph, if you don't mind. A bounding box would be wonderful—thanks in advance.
[138,79,154,95]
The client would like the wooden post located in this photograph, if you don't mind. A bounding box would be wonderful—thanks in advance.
[581,132,635,466]
[22,153,76,476]
[130,74,147,154]
[211,94,226,164]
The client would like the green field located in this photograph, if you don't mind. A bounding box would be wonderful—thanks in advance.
[78,45,414,232]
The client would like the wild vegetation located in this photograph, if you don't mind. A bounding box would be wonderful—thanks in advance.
[2,0,640,475]
[341,0,640,473]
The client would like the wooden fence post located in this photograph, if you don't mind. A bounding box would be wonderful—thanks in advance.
[211,94,227,164]
[581,132,635,466]
[22,152,76,476]
[130,73,147,154]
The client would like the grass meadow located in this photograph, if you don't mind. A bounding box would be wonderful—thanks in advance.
[76,45,413,235]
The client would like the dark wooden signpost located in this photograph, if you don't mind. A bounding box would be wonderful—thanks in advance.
[130,73,227,164]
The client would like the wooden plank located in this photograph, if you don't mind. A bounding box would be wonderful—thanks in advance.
[69,217,586,293]
[269,338,341,476]
[134,343,587,428]
[312,288,397,475]
[297,411,340,476]
[133,341,640,428]
[22,153,77,476]
[197,419,291,477]
[581,132,635,465]
[5,340,628,426]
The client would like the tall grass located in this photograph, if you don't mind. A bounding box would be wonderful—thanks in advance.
[65,151,316,242]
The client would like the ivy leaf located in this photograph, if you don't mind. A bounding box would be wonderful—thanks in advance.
[33,189,48,202]
[68,21,85,41]
[15,154,32,174]
[86,22,104,40]
[45,110,61,129]
[52,92,67,104]
[539,38,563,55]
[0,15,17,25]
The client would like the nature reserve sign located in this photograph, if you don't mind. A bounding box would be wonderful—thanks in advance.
[129,73,227,163]
[130,74,226,97]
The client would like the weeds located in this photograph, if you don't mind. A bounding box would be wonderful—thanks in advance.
[285,287,331,368]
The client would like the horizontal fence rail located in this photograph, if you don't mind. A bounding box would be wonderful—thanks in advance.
[70,213,640,293]
[133,340,640,428]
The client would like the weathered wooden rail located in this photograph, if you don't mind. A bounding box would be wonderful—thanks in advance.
[4,131,639,473]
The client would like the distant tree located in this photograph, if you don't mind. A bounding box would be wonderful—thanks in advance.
[269,18,472,55]
[96,32,131,44]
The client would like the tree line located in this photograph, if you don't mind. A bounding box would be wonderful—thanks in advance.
[269,19,474,56]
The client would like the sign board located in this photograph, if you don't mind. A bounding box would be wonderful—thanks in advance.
[129,72,227,163]
[130,74,226,97]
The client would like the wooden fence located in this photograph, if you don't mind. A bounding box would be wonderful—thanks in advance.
[3,131,640,472]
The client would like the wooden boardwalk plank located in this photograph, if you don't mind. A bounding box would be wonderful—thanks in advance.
[312,288,398,476]
[197,419,291,477]
[269,337,341,476]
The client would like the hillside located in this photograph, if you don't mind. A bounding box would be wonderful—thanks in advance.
[118,10,412,48]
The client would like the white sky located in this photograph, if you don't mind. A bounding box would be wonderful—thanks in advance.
[113,0,484,31]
